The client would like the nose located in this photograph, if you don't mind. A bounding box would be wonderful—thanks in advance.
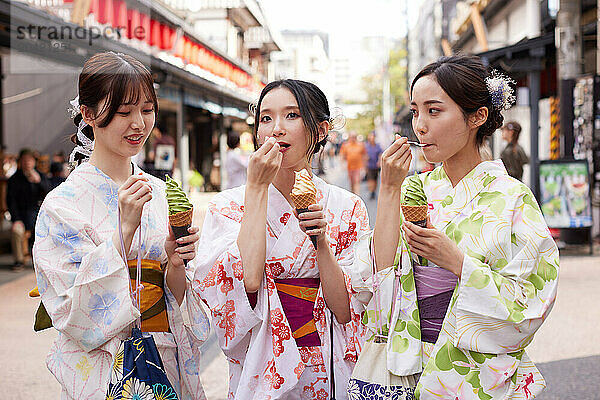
[271,116,285,137]
[414,113,427,136]
[130,109,145,130]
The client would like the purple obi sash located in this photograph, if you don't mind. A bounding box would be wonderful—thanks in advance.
[414,265,457,343]
[274,278,321,347]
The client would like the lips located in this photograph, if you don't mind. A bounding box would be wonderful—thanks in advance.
[277,142,290,152]
[124,134,144,145]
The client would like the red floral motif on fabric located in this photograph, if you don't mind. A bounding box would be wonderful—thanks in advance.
[214,299,236,346]
[210,201,244,223]
[264,359,284,390]
[270,308,291,357]
[202,259,234,295]
[294,361,304,379]
[266,261,284,277]
[280,212,291,225]
[298,346,324,366]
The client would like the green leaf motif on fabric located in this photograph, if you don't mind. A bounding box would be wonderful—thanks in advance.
[493,258,508,271]
[526,273,545,291]
[435,341,471,375]
[482,173,496,187]
[441,195,453,207]
[466,249,486,263]
[458,212,484,236]
[478,191,505,216]
[508,309,525,323]
[412,308,420,323]
[511,233,518,246]
[524,207,541,223]
[402,269,415,292]
[391,335,410,353]
[429,168,444,181]
[522,192,540,211]
[394,319,406,332]
[537,257,558,281]
[445,222,464,244]
[465,269,491,289]
[407,321,421,340]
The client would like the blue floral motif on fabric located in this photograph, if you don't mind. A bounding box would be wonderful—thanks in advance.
[51,223,81,249]
[98,182,119,210]
[81,327,104,349]
[89,291,120,325]
[106,328,178,400]
[35,210,50,238]
[347,378,414,400]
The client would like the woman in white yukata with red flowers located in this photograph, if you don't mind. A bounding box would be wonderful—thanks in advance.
[192,79,370,399]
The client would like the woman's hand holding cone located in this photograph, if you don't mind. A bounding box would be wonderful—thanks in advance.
[295,203,327,247]
[247,137,282,188]
[402,216,464,277]
[119,173,153,232]
[165,225,200,269]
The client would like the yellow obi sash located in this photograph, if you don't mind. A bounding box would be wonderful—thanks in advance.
[128,259,169,333]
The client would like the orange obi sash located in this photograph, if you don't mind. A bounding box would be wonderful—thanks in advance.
[274,278,321,347]
[127,259,169,333]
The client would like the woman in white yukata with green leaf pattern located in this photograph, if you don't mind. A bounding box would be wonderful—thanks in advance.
[350,55,559,399]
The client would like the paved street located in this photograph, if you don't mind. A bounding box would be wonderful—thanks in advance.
[1,158,599,399]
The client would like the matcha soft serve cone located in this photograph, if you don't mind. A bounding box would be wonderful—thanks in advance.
[166,175,194,244]
[401,173,428,228]
[290,169,318,249]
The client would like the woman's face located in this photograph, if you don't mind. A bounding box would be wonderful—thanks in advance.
[501,127,513,143]
[86,93,155,161]
[256,87,311,170]
[410,75,475,164]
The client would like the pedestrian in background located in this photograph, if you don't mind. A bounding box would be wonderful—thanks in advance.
[224,132,248,189]
[193,79,370,399]
[365,132,383,199]
[33,52,208,399]
[7,148,48,270]
[500,121,529,181]
[340,131,366,195]
[351,55,558,399]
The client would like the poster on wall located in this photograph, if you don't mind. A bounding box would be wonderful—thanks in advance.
[539,160,593,228]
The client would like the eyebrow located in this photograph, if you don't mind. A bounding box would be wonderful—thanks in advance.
[410,99,444,106]
[260,105,299,113]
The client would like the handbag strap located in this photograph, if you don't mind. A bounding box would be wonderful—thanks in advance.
[370,234,401,339]
[118,205,143,328]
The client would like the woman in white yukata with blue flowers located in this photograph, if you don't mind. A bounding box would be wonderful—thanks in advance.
[33,52,209,400]
[350,55,559,399]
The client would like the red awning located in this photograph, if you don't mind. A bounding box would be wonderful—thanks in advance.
[127,8,140,40]
[97,0,113,25]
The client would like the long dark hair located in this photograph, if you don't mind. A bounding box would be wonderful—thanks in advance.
[71,52,158,163]
[253,79,330,158]
[410,55,504,146]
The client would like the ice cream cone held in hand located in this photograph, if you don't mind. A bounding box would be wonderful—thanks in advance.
[401,173,428,228]
[290,169,318,249]
[166,175,194,262]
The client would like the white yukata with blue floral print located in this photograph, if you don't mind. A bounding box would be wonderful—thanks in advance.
[33,162,210,400]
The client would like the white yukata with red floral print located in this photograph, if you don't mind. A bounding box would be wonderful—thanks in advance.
[192,175,370,399]
[33,162,210,400]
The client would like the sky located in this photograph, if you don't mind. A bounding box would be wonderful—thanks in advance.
[258,0,419,54]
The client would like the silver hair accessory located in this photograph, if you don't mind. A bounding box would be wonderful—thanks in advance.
[485,71,516,111]
[68,96,94,163]
[328,107,346,132]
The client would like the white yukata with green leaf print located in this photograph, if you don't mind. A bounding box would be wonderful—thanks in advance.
[351,160,559,399]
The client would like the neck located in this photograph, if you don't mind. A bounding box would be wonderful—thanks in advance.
[443,142,482,187]
[273,162,312,204]
[88,148,133,186]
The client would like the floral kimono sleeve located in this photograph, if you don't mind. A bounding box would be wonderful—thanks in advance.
[334,197,371,361]
[192,198,262,351]
[454,189,559,353]
[33,200,139,353]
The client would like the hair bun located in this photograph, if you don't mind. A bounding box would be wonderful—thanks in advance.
[479,108,504,138]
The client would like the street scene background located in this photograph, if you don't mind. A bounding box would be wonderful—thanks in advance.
[1,0,600,399]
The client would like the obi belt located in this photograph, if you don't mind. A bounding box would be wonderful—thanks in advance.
[275,278,321,347]
[127,259,169,333]
[414,265,457,343]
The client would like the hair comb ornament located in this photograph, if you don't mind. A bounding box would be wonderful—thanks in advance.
[67,95,94,163]
[248,100,258,119]
[68,95,81,118]
[485,70,516,111]
[328,107,346,132]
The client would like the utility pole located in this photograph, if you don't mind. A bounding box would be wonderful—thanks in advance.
[556,0,581,159]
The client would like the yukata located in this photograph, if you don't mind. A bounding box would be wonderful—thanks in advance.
[192,175,370,399]
[352,160,559,399]
[33,162,210,400]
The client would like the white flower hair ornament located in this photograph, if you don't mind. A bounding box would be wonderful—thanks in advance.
[68,95,94,163]
[485,71,516,111]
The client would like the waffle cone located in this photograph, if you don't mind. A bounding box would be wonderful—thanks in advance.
[169,207,193,227]
[401,204,428,224]
[290,192,316,210]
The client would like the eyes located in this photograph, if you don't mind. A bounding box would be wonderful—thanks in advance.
[259,111,300,123]
[410,108,441,117]
[116,107,155,116]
